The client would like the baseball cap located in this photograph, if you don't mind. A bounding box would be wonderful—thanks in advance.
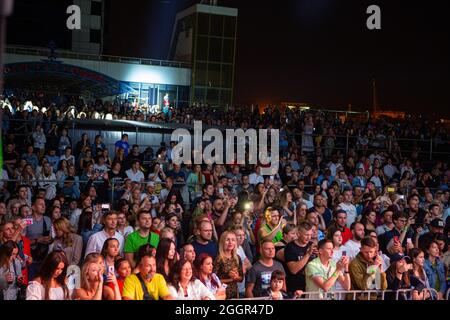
[430,218,445,228]
[390,253,411,264]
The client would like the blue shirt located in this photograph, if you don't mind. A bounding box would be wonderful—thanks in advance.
[424,258,446,294]
[191,240,218,260]
[115,140,130,157]
[45,155,60,173]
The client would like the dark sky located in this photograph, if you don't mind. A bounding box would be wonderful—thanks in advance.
[7,0,450,115]
[104,0,449,115]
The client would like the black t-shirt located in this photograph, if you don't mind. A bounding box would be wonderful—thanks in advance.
[284,241,314,292]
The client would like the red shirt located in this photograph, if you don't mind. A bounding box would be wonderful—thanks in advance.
[107,278,125,296]
[341,227,353,245]
[20,236,31,284]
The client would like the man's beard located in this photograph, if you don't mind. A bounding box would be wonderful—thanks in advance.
[354,234,363,241]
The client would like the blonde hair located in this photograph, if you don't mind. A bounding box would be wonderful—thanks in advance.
[80,261,99,292]
[53,217,75,247]
[217,230,239,266]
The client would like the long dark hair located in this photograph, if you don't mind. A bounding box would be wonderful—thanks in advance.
[194,253,219,289]
[0,240,18,268]
[386,260,410,288]
[78,207,93,232]
[409,248,425,280]
[100,238,120,260]
[155,238,177,280]
[36,251,69,300]
[168,258,196,292]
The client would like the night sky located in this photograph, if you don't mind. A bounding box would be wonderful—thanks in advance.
[7,0,450,115]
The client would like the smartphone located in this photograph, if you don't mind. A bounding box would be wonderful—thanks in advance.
[393,236,399,243]
[398,195,405,200]
[108,265,115,274]
[23,218,33,226]
[342,251,347,257]
[407,238,413,245]
[101,203,110,210]
[219,188,224,195]
[387,187,395,193]
[270,176,274,182]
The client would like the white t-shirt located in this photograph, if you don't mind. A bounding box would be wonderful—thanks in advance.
[84,230,124,257]
[125,169,145,183]
[167,279,216,300]
[338,202,358,228]
[341,240,361,260]
[26,281,72,300]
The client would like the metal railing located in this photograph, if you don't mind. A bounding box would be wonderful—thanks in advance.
[5,45,191,69]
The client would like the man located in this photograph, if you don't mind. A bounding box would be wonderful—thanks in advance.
[144,181,160,218]
[17,185,31,207]
[382,211,414,256]
[235,174,254,194]
[348,237,387,299]
[341,222,365,260]
[337,189,357,228]
[191,220,218,259]
[125,159,145,183]
[159,176,174,203]
[115,134,130,157]
[308,194,332,227]
[167,164,186,185]
[327,154,343,177]
[249,166,264,186]
[122,254,173,300]
[245,240,285,298]
[418,218,445,252]
[85,211,124,257]
[124,211,160,268]
[332,209,352,245]
[275,224,298,263]
[45,148,59,173]
[352,167,367,188]
[22,145,39,170]
[25,198,52,280]
[376,209,394,236]
[305,211,325,240]
[383,158,399,181]
[124,144,143,170]
[305,239,351,299]
[369,168,383,193]
[258,207,284,244]
[284,222,317,292]
[212,197,232,237]
[60,146,75,168]
[404,194,427,225]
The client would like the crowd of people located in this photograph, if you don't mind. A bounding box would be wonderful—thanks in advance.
[1,94,450,301]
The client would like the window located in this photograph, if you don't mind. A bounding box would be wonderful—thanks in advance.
[220,64,233,89]
[194,88,206,104]
[210,15,223,37]
[90,29,101,43]
[223,16,236,38]
[195,63,208,86]
[196,36,208,61]
[91,1,102,16]
[208,38,222,62]
[222,39,234,63]
[197,13,210,35]
[207,63,221,88]
[206,89,220,105]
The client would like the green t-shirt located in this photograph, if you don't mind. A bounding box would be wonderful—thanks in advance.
[262,223,283,244]
[124,231,160,253]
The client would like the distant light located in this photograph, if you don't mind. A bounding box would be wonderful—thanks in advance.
[105,113,113,120]
[93,112,100,119]
[41,107,47,113]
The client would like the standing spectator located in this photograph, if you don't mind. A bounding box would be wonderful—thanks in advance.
[331,209,353,244]
[57,128,72,156]
[245,240,285,298]
[423,240,446,299]
[249,166,264,186]
[167,259,215,300]
[155,238,178,281]
[305,239,351,299]
[376,209,394,236]
[50,218,82,266]
[191,220,218,260]
[115,134,130,158]
[103,258,131,300]
[31,124,46,158]
[284,222,317,292]
[309,194,333,227]
[37,162,57,200]
[124,211,159,268]
[91,135,106,158]
[74,260,104,300]
[25,198,52,280]
[26,251,70,300]
[258,206,284,245]
[84,211,124,257]
[341,222,365,260]
[409,248,434,300]
[0,241,24,300]
[125,160,145,183]
[337,189,358,228]
[122,254,173,300]
[195,253,226,300]
[348,237,387,300]
[214,231,243,299]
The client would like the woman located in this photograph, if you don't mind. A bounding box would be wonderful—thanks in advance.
[75,133,91,159]
[51,218,83,266]
[213,230,243,299]
[195,253,226,300]
[18,164,37,191]
[37,162,57,201]
[385,254,414,300]
[409,248,434,300]
[49,206,62,238]
[326,226,345,262]
[279,189,295,220]
[57,128,72,156]
[55,159,68,188]
[91,135,106,158]
[424,240,446,299]
[75,260,108,300]
[167,259,215,300]
[360,209,377,232]
[113,147,125,164]
[148,162,167,184]
[155,238,178,281]
[165,213,184,250]
[301,115,314,153]
[232,225,252,298]
[117,212,134,238]
[101,148,112,169]
[26,251,70,300]
[0,241,24,300]
[101,238,121,274]
[186,165,205,200]
[78,207,103,248]
[103,258,130,300]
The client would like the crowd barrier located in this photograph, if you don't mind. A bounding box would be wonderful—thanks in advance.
[234,288,441,301]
